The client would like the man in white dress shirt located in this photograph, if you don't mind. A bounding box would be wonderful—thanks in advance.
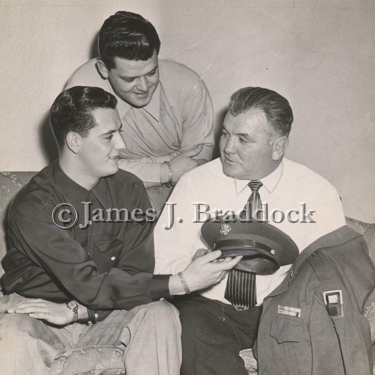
[154,86,346,375]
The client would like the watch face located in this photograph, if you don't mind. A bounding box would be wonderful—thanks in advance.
[68,301,78,309]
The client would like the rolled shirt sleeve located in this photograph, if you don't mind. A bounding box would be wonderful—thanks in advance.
[65,58,215,187]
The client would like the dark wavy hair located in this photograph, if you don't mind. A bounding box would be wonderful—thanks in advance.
[98,11,161,69]
[50,86,117,151]
[228,87,293,137]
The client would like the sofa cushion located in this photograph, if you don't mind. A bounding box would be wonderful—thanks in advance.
[0,172,37,279]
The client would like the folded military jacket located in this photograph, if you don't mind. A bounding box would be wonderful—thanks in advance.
[256,225,375,375]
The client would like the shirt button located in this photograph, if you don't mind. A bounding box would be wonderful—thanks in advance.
[88,220,92,226]
[111,256,116,261]
[94,313,99,319]
[87,321,92,325]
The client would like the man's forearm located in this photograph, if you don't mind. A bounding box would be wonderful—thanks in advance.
[119,155,177,187]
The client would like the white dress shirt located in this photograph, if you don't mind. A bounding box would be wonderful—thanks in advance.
[154,157,346,305]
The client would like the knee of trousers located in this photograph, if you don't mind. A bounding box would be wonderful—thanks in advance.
[123,300,181,345]
[108,301,181,349]
[138,300,179,321]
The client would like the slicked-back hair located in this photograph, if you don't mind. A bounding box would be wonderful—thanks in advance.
[228,87,293,137]
[50,86,117,152]
[99,11,161,69]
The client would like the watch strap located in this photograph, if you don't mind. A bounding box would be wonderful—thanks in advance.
[66,301,79,322]
[164,161,173,187]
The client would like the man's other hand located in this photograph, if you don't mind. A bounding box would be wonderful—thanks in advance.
[182,250,242,292]
[7,298,86,326]
[169,144,208,183]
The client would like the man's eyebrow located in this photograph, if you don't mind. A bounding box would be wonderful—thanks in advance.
[229,129,253,140]
[101,124,123,136]
[120,65,158,79]
[236,132,252,139]
[101,129,116,136]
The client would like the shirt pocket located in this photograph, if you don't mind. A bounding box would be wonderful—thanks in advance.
[92,238,123,273]
[269,315,310,375]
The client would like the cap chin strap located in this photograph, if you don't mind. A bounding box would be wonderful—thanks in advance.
[214,239,272,253]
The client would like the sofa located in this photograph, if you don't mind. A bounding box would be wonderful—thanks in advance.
[1,171,375,374]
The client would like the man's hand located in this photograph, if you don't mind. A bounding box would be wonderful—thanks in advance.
[182,250,242,292]
[168,144,208,183]
[192,248,234,263]
[7,298,82,326]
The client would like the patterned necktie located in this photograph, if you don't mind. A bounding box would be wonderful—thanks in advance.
[242,180,263,221]
[225,181,263,311]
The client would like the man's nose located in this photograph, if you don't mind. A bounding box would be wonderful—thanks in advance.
[115,132,126,150]
[137,77,148,92]
[223,137,236,154]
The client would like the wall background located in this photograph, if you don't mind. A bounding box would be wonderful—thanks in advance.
[0,0,374,221]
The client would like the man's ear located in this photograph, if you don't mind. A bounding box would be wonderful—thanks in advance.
[65,132,81,154]
[272,136,289,161]
[97,60,109,80]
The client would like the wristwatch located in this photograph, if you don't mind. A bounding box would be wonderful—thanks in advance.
[66,301,79,322]
[163,161,173,187]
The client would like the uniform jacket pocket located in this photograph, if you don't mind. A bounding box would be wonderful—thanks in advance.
[270,314,304,343]
[269,315,310,375]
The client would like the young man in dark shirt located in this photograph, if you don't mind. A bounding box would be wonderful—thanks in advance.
[0,86,241,375]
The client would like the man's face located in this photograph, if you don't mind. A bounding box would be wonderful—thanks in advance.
[78,108,125,180]
[220,109,279,180]
[106,51,159,108]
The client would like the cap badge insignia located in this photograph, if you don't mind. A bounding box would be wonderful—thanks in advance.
[220,223,231,236]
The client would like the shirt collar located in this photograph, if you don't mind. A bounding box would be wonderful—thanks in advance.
[261,160,284,193]
[141,83,160,122]
[52,161,109,210]
[234,159,284,195]
[53,161,90,202]
[110,80,161,123]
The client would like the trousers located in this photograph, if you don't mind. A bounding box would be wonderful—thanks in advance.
[171,294,262,375]
[0,294,181,375]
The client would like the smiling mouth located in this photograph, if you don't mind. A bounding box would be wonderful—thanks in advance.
[135,92,149,98]
[109,156,119,160]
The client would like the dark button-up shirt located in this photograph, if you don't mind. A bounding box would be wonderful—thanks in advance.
[1,161,170,322]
